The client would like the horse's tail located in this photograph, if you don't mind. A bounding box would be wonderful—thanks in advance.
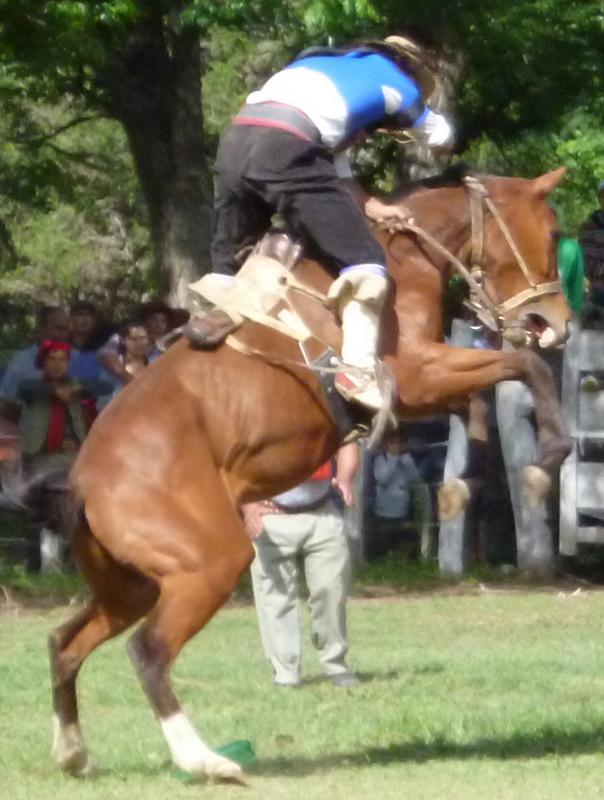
[0,463,82,542]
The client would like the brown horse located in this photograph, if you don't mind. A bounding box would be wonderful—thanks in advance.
[48,168,570,782]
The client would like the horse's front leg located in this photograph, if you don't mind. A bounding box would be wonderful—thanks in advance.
[389,341,571,473]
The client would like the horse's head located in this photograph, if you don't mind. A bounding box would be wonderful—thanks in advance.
[480,168,570,348]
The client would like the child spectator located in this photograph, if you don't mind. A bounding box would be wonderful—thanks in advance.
[367,434,421,560]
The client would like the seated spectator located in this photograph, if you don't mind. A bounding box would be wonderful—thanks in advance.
[103,322,151,396]
[138,300,174,357]
[97,300,175,382]
[0,306,70,415]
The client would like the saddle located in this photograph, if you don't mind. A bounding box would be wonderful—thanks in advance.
[185,232,396,446]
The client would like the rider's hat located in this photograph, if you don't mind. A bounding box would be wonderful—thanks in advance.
[382,35,438,101]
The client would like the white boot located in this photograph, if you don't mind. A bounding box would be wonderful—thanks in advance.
[327,268,389,411]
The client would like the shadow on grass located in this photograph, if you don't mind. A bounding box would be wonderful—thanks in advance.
[302,669,401,686]
[80,725,604,784]
[252,726,604,777]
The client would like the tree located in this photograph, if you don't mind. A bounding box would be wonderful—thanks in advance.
[1,0,602,310]
[0,2,215,305]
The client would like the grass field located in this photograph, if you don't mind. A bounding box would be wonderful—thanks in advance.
[2,587,604,800]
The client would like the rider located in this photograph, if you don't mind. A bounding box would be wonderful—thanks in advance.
[185,35,454,410]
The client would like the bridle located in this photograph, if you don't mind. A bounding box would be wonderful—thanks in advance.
[394,175,562,335]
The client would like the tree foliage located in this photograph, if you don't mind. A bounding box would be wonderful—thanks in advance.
[0,0,603,338]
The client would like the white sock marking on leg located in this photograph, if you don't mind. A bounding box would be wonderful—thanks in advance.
[160,712,215,773]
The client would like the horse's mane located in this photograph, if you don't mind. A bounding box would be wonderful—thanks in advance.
[389,162,472,201]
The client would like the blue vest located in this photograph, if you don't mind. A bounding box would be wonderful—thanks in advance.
[284,51,425,139]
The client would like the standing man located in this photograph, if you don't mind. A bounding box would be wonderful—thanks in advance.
[243,442,360,688]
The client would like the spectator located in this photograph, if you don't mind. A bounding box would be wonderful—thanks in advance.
[18,340,111,469]
[367,434,421,560]
[139,300,174,356]
[579,182,604,320]
[97,300,174,382]
[243,443,360,688]
[17,339,110,572]
[69,300,114,381]
[70,300,102,352]
[0,306,70,412]
[102,322,151,396]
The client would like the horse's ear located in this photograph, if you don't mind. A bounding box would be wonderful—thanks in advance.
[532,167,567,197]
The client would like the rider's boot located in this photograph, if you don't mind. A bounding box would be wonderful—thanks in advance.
[183,274,243,348]
[328,268,389,412]
[184,307,241,348]
[185,234,302,349]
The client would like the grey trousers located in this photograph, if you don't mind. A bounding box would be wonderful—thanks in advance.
[250,499,352,684]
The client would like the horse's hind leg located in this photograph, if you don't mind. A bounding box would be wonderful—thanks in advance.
[124,501,253,782]
[49,522,157,774]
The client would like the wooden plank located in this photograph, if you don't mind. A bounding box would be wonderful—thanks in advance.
[578,330,604,370]
[559,444,578,556]
[576,527,604,545]
[579,390,604,432]
[577,462,604,510]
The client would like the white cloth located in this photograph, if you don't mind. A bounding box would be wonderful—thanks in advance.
[410,110,454,147]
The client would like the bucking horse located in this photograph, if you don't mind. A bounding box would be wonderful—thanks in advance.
[9,167,571,783]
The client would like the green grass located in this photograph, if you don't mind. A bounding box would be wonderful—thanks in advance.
[2,590,604,799]
[0,555,524,607]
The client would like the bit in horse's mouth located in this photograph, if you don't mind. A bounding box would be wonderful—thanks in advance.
[524,313,561,349]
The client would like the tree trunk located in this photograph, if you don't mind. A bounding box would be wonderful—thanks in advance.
[103,11,213,307]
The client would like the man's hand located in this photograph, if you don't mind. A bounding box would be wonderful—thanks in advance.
[332,476,354,507]
[55,383,79,404]
[241,502,267,540]
[332,442,360,507]
[364,197,413,231]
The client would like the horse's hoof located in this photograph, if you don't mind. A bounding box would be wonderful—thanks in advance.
[53,745,94,777]
[523,465,551,509]
[203,754,247,785]
[438,478,471,521]
[52,719,94,777]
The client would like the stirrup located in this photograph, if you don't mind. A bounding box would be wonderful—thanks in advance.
[334,363,397,450]
[335,372,384,410]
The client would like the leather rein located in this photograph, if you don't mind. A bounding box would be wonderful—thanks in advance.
[393,175,562,334]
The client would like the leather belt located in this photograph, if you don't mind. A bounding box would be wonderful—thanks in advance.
[233,102,321,143]
[263,493,334,514]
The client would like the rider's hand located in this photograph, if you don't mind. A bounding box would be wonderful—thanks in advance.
[365,197,412,231]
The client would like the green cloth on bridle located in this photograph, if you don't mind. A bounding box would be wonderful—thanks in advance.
[557,236,585,315]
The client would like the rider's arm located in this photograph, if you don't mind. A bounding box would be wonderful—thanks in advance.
[341,175,412,229]
[407,109,454,149]
[336,145,413,228]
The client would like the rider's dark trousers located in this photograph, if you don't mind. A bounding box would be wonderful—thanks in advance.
[211,124,386,276]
